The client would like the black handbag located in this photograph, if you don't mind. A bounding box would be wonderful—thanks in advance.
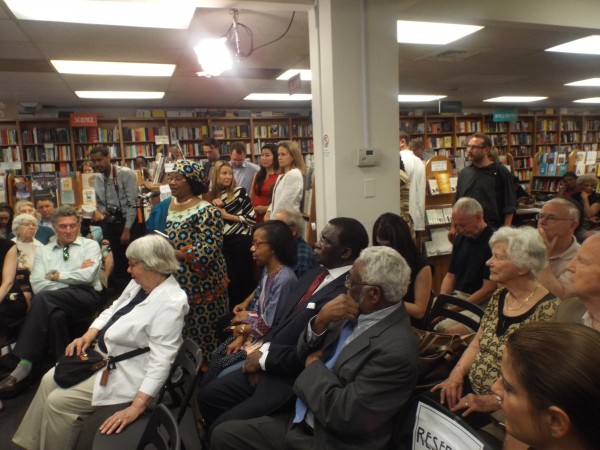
[54,346,149,388]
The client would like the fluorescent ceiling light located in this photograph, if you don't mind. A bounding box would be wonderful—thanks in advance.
[574,98,600,103]
[194,38,233,77]
[484,96,547,103]
[4,0,195,29]
[52,60,175,77]
[546,36,600,55]
[76,91,164,99]
[277,70,312,81]
[565,78,600,87]
[397,20,483,45]
[398,95,446,102]
[245,94,312,101]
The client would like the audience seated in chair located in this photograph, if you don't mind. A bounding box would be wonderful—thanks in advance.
[431,227,560,429]
[536,198,581,299]
[11,213,44,306]
[198,218,369,437]
[210,246,419,449]
[273,208,319,278]
[436,197,497,334]
[553,234,600,331]
[0,206,103,398]
[493,322,600,450]
[11,200,55,245]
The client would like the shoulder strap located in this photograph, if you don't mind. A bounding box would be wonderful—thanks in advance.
[106,347,150,370]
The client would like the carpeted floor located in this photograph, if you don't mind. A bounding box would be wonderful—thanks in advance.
[0,376,40,449]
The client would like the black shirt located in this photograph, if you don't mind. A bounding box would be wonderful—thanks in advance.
[448,225,494,295]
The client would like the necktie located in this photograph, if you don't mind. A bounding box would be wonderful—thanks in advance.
[295,269,329,310]
[97,290,148,353]
[294,321,355,424]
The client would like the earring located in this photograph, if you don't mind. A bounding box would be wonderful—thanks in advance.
[551,431,556,439]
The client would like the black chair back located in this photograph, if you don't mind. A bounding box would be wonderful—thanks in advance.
[425,294,484,331]
[136,404,180,450]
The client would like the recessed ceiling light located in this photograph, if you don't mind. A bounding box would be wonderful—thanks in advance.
[244,94,312,101]
[52,60,175,77]
[4,0,195,29]
[397,20,483,45]
[76,91,165,99]
[277,70,312,81]
[398,95,447,102]
[574,98,600,103]
[565,78,600,87]
[484,96,547,103]
[546,36,600,55]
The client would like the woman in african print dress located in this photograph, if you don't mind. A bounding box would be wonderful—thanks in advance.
[147,160,228,358]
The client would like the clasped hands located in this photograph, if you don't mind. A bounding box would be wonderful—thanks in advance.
[432,377,500,417]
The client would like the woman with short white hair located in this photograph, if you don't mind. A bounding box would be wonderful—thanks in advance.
[432,226,560,426]
[13,234,189,450]
[11,213,43,304]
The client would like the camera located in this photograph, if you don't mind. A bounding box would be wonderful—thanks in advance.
[105,206,125,224]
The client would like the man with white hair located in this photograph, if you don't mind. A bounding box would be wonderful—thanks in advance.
[211,246,419,449]
[536,198,580,299]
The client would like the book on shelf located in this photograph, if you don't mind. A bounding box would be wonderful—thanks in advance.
[81,173,98,206]
[58,173,76,205]
[575,162,585,176]
[31,173,58,206]
[558,164,568,176]
[428,179,440,195]
[547,164,557,176]
[539,163,547,176]
[424,228,453,256]
[434,173,452,194]
[586,150,598,165]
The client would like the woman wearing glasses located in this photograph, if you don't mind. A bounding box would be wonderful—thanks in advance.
[146,160,229,359]
[202,220,297,385]
[209,160,257,310]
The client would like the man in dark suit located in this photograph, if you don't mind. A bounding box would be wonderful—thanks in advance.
[211,245,419,449]
[198,217,369,434]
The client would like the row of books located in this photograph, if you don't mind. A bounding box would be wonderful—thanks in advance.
[536,132,558,144]
[510,133,533,145]
[537,119,559,130]
[533,178,560,192]
[75,144,119,160]
[513,157,533,169]
[455,120,481,133]
[0,128,18,145]
[169,126,209,141]
[515,170,531,181]
[122,126,167,143]
[484,122,508,133]
[212,125,251,140]
[73,126,119,144]
[538,163,568,177]
[253,124,289,139]
[427,122,453,133]
[0,146,20,162]
[511,146,531,156]
[125,145,158,158]
[561,132,581,143]
[25,144,71,162]
[399,122,425,134]
[561,120,581,131]
[291,123,312,137]
[22,127,70,144]
[425,208,453,225]
[430,136,453,148]
[427,174,458,195]
[424,228,453,257]
[585,120,600,131]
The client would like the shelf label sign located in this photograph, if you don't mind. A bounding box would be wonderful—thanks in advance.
[155,135,170,145]
[70,113,98,127]
[493,110,517,122]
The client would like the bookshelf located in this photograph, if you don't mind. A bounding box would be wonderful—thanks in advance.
[0,120,21,172]
[531,149,578,194]
[455,115,483,152]
[73,119,120,170]
[291,117,314,158]
[167,118,209,159]
[19,119,72,173]
[121,118,168,169]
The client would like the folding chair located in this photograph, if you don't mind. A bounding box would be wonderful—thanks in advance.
[424,294,484,332]
[137,404,180,450]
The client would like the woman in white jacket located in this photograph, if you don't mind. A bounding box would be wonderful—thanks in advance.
[265,140,306,220]
[13,234,189,450]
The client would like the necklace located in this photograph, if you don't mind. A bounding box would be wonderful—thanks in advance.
[506,283,540,311]
[173,196,195,206]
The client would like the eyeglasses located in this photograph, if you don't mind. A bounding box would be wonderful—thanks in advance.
[344,274,379,290]
[466,145,484,150]
[535,213,575,222]
[251,240,269,248]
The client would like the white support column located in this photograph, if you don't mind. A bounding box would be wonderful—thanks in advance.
[309,0,399,238]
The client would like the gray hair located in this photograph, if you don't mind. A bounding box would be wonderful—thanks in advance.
[453,197,483,217]
[51,205,81,224]
[126,234,179,275]
[489,226,547,276]
[543,198,580,221]
[576,174,598,188]
[358,246,411,304]
[275,208,304,232]
[12,213,38,232]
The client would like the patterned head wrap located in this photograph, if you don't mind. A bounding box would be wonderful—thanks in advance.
[173,160,206,184]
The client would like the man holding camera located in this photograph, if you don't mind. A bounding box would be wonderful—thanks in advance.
[90,145,140,292]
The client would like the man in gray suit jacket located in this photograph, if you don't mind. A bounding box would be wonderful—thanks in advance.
[211,246,419,449]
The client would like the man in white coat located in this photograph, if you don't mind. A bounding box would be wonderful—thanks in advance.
[399,131,426,234]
